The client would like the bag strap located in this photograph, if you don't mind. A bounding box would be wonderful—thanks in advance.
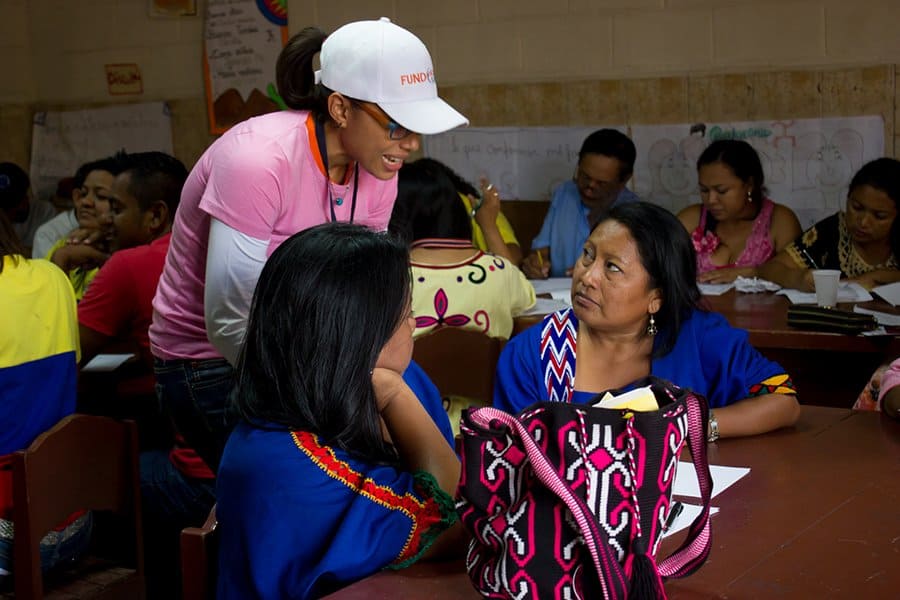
[656,392,713,578]
[468,407,629,600]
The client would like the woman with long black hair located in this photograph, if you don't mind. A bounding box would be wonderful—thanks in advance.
[216,223,463,599]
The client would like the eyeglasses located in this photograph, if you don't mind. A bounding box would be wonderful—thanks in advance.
[573,166,619,191]
[352,101,413,140]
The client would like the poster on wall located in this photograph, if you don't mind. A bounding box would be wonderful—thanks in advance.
[423,126,625,201]
[29,102,173,202]
[630,115,885,228]
[203,0,288,134]
[425,115,884,230]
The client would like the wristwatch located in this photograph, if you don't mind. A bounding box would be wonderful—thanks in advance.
[707,410,720,443]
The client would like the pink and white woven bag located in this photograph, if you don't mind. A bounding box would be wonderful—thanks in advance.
[456,377,713,600]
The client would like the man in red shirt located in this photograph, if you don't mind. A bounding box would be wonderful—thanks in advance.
[77,152,214,597]
[78,152,185,368]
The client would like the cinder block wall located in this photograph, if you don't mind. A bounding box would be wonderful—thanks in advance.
[2,0,900,174]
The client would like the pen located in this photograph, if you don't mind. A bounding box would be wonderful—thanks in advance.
[537,252,544,268]
[664,500,684,532]
[801,247,819,269]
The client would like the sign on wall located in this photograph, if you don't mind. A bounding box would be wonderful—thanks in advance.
[105,63,143,96]
[29,102,173,202]
[203,0,288,133]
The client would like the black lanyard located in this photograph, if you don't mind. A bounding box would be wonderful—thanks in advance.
[314,117,359,223]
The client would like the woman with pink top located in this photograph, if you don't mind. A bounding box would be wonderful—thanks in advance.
[149,18,467,471]
[677,139,801,284]
[855,358,900,418]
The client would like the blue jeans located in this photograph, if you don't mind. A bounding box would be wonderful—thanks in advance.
[140,450,216,600]
[139,451,216,527]
[153,357,236,473]
[0,512,93,580]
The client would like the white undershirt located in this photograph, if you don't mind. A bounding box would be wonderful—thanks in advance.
[204,218,268,365]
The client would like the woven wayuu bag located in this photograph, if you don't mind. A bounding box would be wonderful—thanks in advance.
[456,377,713,599]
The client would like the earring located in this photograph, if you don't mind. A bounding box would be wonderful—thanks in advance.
[746,190,753,203]
[647,313,657,336]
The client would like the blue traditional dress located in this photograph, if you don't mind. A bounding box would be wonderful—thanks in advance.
[216,361,457,600]
[494,307,796,413]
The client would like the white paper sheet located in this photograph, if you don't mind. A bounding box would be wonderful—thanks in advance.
[530,277,573,296]
[549,290,572,303]
[518,297,570,316]
[673,462,750,499]
[872,281,900,306]
[81,353,135,372]
[698,282,734,296]
[860,326,890,336]
[776,281,873,304]
[854,305,900,326]
[661,503,720,538]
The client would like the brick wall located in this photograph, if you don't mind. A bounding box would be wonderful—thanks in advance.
[2,0,900,169]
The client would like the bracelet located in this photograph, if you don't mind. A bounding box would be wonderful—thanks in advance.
[469,195,484,218]
[707,410,720,443]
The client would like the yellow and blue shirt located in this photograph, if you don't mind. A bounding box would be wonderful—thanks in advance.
[0,255,79,456]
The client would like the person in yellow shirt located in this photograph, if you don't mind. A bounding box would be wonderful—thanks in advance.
[416,158,522,265]
[0,211,89,580]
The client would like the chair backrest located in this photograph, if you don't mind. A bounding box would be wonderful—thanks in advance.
[11,414,145,599]
[499,199,550,255]
[412,327,505,404]
[181,505,218,600]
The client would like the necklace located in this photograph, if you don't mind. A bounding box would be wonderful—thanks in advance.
[329,179,352,206]
[314,117,359,222]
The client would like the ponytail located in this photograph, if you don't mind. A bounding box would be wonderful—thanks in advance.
[0,211,26,269]
[276,26,332,115]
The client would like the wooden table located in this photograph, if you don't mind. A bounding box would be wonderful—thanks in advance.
[703,290,900,408]
[701,289,900,352]
[325,407,900,599]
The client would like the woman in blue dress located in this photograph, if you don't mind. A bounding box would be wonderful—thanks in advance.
[216,223,464,599]
[495,201,801,441]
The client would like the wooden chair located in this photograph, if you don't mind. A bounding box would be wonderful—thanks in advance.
[7,414,145,599]
[499,199,550,256]
[412,327,505,405]
[180,505,218,600]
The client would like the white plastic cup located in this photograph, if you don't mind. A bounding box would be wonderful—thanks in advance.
[812,269,841,308]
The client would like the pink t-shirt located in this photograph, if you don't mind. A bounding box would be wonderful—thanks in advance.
[150,110,397,360]
[693,197,776,275]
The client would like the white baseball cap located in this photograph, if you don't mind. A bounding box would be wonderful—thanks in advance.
[315,17,468,135]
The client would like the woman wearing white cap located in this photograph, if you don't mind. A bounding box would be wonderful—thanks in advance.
[149,18,468,473]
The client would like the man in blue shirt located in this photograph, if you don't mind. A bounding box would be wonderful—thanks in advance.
[522,129,639,279]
